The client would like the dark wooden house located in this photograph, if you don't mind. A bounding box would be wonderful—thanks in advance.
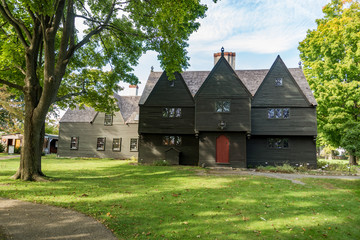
[138,51,317,167]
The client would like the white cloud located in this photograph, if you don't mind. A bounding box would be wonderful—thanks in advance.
[130,0,331,95]
[188,0,330,54]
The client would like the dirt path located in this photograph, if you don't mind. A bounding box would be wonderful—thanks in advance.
[0,155,20,160]
[0,198,117,240]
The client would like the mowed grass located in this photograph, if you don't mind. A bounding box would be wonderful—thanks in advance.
[0,156,359,240]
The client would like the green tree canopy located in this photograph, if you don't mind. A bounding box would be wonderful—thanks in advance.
[298,0,360,153]
[0,0,214,180]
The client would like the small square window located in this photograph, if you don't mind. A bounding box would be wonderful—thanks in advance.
[268,109,275,119]
[97,137,106,151]
[175,108,182,118]
[274,138,282,148]
[283,138,289,148]
[268,138,274,148]
[112,138,121,152]
[130,138,138,152]
[275,109,282,118]
[215,100,231,113]
[275,78,283,86]
[104,114,113,126]
[70,137,79,150]
[283,108,290,119]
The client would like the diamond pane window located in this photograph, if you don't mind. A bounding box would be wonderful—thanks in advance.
[162,136,182,146]
[283,138,289,148]
[215,100,231,113]
[163,108,182,118]
[268,138,274,148]
[268,109,275,119]
[268,108,290,119]
[162,108,169,117]
[275,78,283,86]
[175,108,182,118]
[275,109,282,118]
[268,138,289,149]
[283,108,290,119]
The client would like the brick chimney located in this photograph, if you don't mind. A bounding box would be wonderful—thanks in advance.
[129,85,139,96]
[214,50,236,69]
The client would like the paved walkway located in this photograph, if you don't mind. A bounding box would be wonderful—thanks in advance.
[0,198,117,240]
[200,169,360,185]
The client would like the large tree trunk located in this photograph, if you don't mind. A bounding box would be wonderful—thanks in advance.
[349,154,358,166]
[11,90,48,181]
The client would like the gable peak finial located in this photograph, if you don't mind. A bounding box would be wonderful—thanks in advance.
[221,47,224,57]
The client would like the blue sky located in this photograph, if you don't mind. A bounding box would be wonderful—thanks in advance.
[119,0,330,96]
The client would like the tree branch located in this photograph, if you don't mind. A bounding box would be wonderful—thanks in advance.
[54,91,86,103]
[0,0,32,40]
[0,2,29,47]
[14,65,26,75]
[67,0,117,59]
[0,78,23,91]
[51,0,66,33]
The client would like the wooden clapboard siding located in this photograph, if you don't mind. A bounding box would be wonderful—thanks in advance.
[253,56,310,107]
[143,72,194,107]
[199,132,246,168]
[195,98,251,132]
[251,107,317,135]
[139,106,195,134]
[246,136,317,167]
[138,134,198,165]
[58,112,138,159]
[195,56,251,132]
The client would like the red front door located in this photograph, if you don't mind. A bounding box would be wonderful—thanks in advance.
[216,135,229,163]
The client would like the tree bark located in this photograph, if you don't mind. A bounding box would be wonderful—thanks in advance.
[349,154,358,166]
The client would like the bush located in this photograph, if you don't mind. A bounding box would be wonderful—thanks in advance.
[256,164,295,173]
[317,160,357,174]
[0,144,5,153]
[14,147,21,154]
[153,160,170,166]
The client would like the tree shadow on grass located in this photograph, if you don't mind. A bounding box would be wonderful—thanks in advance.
[1,160,360,239]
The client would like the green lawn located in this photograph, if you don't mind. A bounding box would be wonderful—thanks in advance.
[1,156,359,240]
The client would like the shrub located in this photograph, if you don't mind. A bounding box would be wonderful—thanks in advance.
[275,164,296,173]
[14,147,21,154]
[256,164,295,173]
[0,144,5,153]
[317,159,357,174]
[153,160,170,166]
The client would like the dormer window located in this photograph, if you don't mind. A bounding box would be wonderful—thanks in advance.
[275,78,283,86]
[104,114,113,126]
[215,100,231,113]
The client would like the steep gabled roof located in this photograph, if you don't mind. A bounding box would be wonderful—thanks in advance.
[113,94,141,123]
[60,95,141,123]
[60,106,97,123]
[141,66,316,106]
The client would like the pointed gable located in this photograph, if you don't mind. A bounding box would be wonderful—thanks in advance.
[253,56,310,107]
[195,56,251,99]
[143,72,194,106]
